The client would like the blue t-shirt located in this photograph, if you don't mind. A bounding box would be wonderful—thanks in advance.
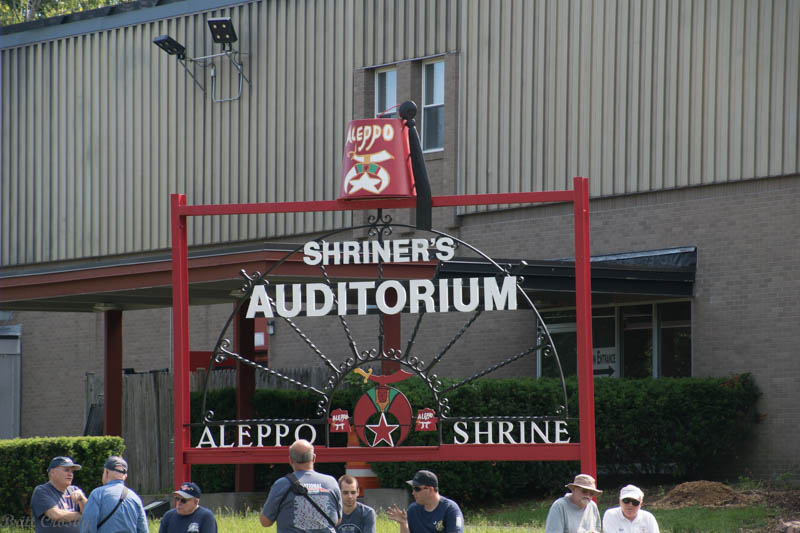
[337,502,376,533]
[158,505,217,533]
[31,482,82,533]
[262,471,342,533]
[407,496,464,533]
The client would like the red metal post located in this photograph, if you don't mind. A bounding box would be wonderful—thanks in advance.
[103,310,123,436]
[573,177,597,480]
[171,194,192,486]
[170,188,597,475]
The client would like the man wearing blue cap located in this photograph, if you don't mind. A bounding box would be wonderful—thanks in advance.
[159,481,218,533]
[31,456,87,533]
[386,470,463,533]
[80,456,148,533]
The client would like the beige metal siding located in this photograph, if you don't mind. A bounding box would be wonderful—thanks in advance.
[459,0,800,212]
[1,0,355,266]
[352,0,459,68]
[2,0,799,266]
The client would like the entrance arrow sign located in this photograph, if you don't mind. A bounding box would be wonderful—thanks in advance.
[593,366,615,377]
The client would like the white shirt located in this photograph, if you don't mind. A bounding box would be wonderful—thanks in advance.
[602,506,660,533]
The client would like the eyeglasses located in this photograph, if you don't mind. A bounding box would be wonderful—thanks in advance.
[621,498,640,506]
[412,486,425,492]
[174,497,188,504]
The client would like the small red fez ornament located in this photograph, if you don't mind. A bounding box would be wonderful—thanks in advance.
[339,118,416,200]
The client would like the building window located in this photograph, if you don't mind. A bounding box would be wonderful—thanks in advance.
[539,302,691,379]
[375,68,397,117]
[422,60,444,151]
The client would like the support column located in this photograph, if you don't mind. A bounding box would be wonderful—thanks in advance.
[104,310,123,436]
[171,194,192,487]
[235,304,255,491]
[573,176,597,480]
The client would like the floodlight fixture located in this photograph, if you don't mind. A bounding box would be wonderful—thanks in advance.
[152,18,250,103]
[153,35,186,60]
[207,17,238,47]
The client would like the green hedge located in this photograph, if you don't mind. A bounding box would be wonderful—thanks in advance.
[0,436,124,518]
[190,374,760,504]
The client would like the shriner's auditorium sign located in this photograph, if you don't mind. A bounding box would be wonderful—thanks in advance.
[173,101,597,487]
[193,109,576,454]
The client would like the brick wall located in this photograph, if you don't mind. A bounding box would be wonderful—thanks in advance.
[13,304,231,438]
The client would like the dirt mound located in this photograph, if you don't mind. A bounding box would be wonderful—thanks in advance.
[652,480,751,508]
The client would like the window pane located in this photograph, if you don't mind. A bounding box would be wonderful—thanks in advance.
[376,70,397,117]
[539,314,614,379]
[541,331,577,378]
[423,105,444,150]
[622,305,652,378]
[425,61,444,105]
[659,302,691,377]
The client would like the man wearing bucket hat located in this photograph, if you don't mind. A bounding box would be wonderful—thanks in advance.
[544,474,602,533]
[602,485,660,533]
[159,482,218,533]
[386,469,464,533]
[30,456,88,533]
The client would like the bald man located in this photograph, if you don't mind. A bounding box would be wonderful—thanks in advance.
[260,439,342,533]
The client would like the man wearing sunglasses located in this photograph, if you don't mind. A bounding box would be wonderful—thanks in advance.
[80,456,148,533]
[159,482,217,533]
[602,485,660,533]
[544,474,602,533]
[386,470,463,533]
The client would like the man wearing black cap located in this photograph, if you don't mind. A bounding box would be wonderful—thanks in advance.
[31,456,88,533]
[80,456,148,533]
[159,481,218,533]
[386,470,463,533]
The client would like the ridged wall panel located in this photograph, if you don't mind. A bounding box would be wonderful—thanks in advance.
[2,0,357,266]
[2,0,799,265]
[458,0,800,211]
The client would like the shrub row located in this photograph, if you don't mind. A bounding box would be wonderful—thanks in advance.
[191,373,760,505]
[0,436,124,518]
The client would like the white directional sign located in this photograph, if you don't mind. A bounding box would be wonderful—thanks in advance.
[593,347,618,378]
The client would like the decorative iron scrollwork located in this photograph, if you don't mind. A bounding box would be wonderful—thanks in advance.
[199,215,571,443]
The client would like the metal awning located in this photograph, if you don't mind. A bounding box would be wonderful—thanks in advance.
[0,245,695,313]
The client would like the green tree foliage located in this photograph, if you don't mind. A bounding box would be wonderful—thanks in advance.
[0,0,129,26]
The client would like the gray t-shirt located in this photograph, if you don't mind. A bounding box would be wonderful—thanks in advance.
[31,482,82,533]
[262,471,342,533]
[544,494,601,533]
[338,502,376,533]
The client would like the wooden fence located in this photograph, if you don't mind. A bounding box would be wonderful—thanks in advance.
[86,366,331,493]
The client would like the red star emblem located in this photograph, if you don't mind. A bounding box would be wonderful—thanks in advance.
[366,412,399,446]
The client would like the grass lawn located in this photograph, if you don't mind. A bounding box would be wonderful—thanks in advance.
[137,500,778,533]
[2,487,788,533]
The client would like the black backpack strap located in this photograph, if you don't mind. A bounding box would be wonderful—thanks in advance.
[283,472,337,528]
[97,486,128,529]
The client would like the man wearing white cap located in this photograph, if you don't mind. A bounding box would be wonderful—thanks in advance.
[602,485,660,533]
[544,474,602,533]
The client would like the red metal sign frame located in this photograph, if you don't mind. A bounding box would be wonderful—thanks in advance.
[170,177,595,488]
